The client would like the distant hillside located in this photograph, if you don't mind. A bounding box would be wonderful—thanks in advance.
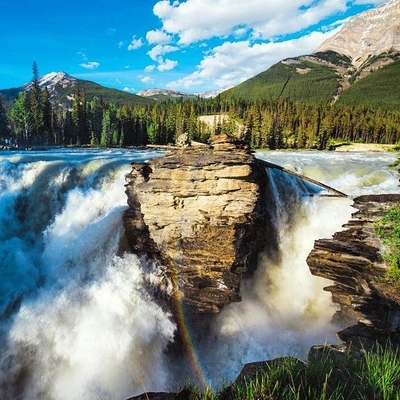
[137,88,197,101]
[137,88,224,101]
[0,72,154,109]
[221,0,400,110]
[221,52,347,104]
[336,57,400,109]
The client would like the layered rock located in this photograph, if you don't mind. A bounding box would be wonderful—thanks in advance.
[123,135,267,314]
[315,0,400,68]
[307,194,400,347]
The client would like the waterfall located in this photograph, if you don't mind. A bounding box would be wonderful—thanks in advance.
[0,149,398,399]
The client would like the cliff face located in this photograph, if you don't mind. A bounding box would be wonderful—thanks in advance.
[123,136,267,314]
[315,0,400,68]
[307,194,400,347]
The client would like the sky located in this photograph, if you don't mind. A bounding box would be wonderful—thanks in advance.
[0,0,389,94]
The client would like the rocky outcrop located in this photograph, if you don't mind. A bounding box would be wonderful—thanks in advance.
[307,194,400,347]
[315,0,400,69]
[123,135,267,314]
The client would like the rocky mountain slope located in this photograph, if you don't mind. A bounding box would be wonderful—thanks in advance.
[316,0,400,69]
[222,0,400,108]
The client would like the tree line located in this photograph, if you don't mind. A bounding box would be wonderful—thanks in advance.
[1,64,400,150]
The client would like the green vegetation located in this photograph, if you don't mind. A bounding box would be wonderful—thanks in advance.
[170,345,400,400]
[337,60,400,110]
[376,203,400,282]
[221,59,340,104]
[2,62,400,149]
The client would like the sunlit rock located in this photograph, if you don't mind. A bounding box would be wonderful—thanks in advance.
[307,194,400,347]
[123,135,267,314]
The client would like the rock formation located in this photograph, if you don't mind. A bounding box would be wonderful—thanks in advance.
[307,194,400,347]
[315,0,400,68]
[123,135,267,314]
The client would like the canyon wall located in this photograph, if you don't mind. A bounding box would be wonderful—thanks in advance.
[307,194,400,347]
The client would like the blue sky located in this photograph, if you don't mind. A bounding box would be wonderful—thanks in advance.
[0,0,388,93]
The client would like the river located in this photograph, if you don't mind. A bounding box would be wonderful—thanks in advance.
[0,148,398,399]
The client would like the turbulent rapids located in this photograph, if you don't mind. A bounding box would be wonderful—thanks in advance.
[0,148,398,399]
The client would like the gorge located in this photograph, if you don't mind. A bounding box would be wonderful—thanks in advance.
[0,146,398,399]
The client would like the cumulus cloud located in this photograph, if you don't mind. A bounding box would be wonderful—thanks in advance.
[354,0,386,4]
[146,29,172,45]
[147,44,179,61]
[152,0,349,45]
[157,58,178,71]
[141,76,153,83]
[166,29,335,90]
[79,61,100,70]
[128,36,144,50]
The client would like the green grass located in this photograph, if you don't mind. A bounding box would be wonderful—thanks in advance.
[170,344,400,400]
[375,203,400,282]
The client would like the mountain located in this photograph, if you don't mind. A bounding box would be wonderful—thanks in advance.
[137,88,198,101]
[0,72,154,109]
[137,88,225,100]
[221,0,400,109]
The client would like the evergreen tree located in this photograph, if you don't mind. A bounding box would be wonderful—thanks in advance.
[10,92,31,144]
[42,87,53,144]
[28,61,43,143]
[0,95,10,142]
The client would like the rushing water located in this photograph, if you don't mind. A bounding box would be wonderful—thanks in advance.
[0,148,398,399]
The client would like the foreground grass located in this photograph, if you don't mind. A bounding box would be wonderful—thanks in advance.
[375,203,400,284]
[173,345,400,400]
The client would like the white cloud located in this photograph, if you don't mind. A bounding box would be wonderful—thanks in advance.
[147,44,179,61]
[123,87,136,92]
[157,58,178,71]
[141,76,153,83]
[145,65,156,73]
[354,0,386,4]
[152,0,350,45]
[79,61,100,70]
[146,29,172,45]
[166,29,335,90]
[128,36,144,50]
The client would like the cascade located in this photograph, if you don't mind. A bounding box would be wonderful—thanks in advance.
[0,149,398,399]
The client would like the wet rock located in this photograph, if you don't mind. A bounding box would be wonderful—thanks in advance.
[307,194,400,347]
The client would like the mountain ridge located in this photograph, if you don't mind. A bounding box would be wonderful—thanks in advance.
[2,1,400,109]
[220,0,400,108]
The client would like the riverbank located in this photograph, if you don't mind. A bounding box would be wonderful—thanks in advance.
[334,143,396,152]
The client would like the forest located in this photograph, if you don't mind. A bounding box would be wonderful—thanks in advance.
[1,63,400,150]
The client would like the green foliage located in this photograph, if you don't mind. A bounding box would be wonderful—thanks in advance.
[177,345,400,400]
[375,203,400,281]
[222,59,340,104]
[0,94,10,140]
[337,60,400,110]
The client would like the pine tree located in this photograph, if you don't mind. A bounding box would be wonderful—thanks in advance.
[10,92,31,144]
[0,95,10,142]
[28,61,43,143]
[42,87,53,144]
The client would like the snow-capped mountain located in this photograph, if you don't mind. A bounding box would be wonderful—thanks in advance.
[23,71,77,91]
[137,88,197,99]
[316,0,400,68]
[137,88,226,100]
